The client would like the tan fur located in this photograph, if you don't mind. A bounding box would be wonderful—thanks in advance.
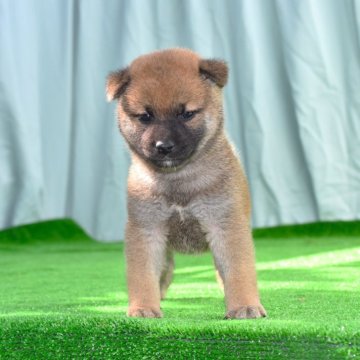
[107,48,266,319]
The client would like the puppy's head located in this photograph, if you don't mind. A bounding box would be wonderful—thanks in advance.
[107,48,228,171]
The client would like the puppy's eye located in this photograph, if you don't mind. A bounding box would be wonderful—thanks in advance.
[138,113,153,124]
[178,110,197,121]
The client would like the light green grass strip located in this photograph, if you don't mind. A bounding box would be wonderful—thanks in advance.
[0,219,359,359]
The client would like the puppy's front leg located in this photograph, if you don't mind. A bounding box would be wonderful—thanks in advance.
[208,218,266,320]
[125,221,166,318]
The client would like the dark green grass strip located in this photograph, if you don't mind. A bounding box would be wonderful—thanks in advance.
[0,219,360,359]
[253,220,360,238]
[0,219,90,244]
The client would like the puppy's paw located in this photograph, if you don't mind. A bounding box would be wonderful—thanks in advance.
[224,305,267,320]
[127,307,163,318]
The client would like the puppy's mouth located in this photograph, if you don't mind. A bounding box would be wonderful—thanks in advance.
[150,158,189,170]
[141,146,197,171]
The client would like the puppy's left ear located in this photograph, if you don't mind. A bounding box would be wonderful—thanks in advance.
[106,67,130,101]
[199,59,228,88]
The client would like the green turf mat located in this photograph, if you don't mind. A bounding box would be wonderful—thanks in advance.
[0,219,359,359]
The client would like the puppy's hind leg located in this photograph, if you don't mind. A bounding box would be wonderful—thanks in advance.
[160,251,174,300]
[214,262,224,292]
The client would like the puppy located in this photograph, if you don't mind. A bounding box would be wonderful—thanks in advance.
[106,48,266,320]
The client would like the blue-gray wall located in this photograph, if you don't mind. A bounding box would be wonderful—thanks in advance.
[1,0,360,240]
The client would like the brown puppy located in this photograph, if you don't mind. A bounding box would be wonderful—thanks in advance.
[106,48,266,320]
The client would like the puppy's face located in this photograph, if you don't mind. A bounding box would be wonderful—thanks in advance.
[107,49,228,171]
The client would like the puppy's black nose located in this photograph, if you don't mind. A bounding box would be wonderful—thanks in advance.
[155,140,174,155]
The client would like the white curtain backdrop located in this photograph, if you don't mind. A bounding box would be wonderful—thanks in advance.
[1,0,360,241]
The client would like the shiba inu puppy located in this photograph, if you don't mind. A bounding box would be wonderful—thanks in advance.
[107,48,266,320]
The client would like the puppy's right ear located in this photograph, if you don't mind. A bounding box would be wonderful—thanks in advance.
[106,67,130,101]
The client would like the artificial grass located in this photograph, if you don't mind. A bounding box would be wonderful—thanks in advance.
[0,219,359,359]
